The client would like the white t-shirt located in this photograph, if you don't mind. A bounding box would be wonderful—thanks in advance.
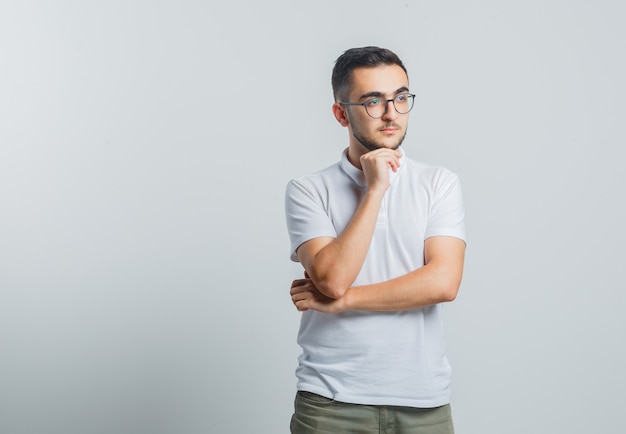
[285,147,466,408]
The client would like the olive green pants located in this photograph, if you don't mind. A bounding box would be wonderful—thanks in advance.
[290,391,454,434]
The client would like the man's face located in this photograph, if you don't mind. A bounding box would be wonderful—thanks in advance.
[342,64,411,153]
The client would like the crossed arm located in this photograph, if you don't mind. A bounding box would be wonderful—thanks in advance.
[290,149,465,314]
[291,235,465,313]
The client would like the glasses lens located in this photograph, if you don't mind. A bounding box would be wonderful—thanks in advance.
[393,94,414,114]
[364,98,385,118]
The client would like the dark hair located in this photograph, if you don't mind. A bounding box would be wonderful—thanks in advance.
[331,46,408,101]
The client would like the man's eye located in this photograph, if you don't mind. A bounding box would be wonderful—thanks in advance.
[396,94,407,102]
[366,98,382,106]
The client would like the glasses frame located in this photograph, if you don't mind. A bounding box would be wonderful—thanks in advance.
[340,93,415,119]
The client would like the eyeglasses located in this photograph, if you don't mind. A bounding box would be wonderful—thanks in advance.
[340,93,415,119]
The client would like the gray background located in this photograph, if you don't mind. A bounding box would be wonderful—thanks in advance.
[1,1,624,433]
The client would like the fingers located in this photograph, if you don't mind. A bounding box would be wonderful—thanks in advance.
[387,151,401,172]
[291,281,315,312]
[360,148,401,166]
[291,278,314,312]
[290,279,344,314]
[290,278,313,295]
[360,149,402,190]
[292,291,312,311]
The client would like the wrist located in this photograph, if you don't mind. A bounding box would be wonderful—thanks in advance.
[339,288,354,312]
[364,187,386,201]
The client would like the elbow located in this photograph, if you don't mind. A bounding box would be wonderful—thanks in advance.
[433,269,462,303]
[317,279,349,299]
[305,264,351,299]
[440,286,459,302]
[329,287,349,299]
[437,274,462,303]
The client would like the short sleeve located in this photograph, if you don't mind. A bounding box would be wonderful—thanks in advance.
[424,171,466,243]
[285,178,338,262]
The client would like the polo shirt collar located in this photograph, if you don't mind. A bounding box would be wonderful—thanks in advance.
[340,147,406,188]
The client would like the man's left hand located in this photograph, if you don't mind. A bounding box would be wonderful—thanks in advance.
[290,277,346,314]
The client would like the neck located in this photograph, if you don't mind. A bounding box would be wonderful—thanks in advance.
[346,146,364,170]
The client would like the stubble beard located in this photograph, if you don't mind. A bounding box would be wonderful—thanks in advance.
[352,125,407,152]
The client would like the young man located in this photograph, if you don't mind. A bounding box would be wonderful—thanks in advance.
[285,46,466,433]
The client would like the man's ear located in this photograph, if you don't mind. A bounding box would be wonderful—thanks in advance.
[332,102,350,127]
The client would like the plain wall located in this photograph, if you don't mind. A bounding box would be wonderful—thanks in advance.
[1,1,624,433]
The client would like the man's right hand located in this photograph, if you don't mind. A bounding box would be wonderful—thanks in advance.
[360,148,402,194]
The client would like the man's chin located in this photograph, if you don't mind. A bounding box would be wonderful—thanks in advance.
[362,142,402,152]
[354,131,406,152]
[375,134,406,151]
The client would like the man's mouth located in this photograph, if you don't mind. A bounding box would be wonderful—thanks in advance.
[380,125,399,134]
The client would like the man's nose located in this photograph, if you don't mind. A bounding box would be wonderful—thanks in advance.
[381,100,398,121]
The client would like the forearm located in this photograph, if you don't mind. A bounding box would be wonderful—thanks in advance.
[292,237,465,314]
[342,262,462,311]
[291,260,462,314]
[301,189,384,298]
[340,237,466,311]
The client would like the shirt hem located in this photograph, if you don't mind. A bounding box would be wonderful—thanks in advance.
[297,384,451,409]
